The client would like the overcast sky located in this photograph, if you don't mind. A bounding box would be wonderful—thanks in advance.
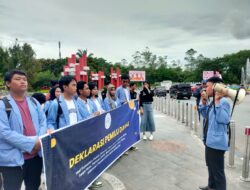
[0,0,250,64]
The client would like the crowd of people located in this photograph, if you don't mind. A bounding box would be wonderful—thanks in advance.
[0,70,156,190]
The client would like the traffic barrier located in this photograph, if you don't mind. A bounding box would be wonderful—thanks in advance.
[171,99,174,117]
[174,100,177,119]
[240,126,250,181]
[167,97,171,116]
[228,120,236,168]
[177,101,181,121]
[194,105,198,133]
[181,102,185,123]
[185,103,189,127]
[160,97,163,113]
[189,104,193,129]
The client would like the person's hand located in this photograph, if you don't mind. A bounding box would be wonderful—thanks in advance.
[140,107,144,115]
[47,129,54,134]
[215,91,224,105]
[32,138,41,153]
[94,111,101,116]
[201,91,207,105]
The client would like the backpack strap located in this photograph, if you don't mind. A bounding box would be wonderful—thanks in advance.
[56,98,63,129]
[1,97,12,120]
[30,97,38,106]
[1,96,38,120]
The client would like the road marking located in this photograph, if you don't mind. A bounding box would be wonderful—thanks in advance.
[102,172,126,190]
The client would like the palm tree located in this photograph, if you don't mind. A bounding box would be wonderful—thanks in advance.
[76,49,87,58]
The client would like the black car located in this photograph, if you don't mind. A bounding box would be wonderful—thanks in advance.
[154,86,167,97]
[170,84,192,99]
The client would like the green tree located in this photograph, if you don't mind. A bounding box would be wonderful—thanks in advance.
[184,48,197,71]
[32,71,56,90]
[0,46,10,73]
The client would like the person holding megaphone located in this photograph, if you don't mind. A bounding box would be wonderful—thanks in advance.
[198,76,246,190]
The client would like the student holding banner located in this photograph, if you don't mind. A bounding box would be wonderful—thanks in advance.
[76,81,99,119]
[0,70,47,190]
[47,75,82,129]
[88,82,105,114]
[116,74,131,104]
[103,84,121,111]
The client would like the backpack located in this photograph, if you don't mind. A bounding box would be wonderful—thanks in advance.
[1,96,37,119]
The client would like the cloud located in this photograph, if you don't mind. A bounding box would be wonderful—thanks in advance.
[0,0,249,63]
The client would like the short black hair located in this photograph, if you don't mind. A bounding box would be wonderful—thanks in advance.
[130,82,136,87]
[207,76,223,84]
[32,93,46,105]
[121,74,130,80]
[59,75,76,92]
[49,86,61,100]
[4,70,27,83]
[77,81,87,95]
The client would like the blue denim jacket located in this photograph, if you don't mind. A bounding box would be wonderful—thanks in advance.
[47,95,82,129]
[103,97,121,111]
[88,97,105,112]
[116,86,131,104]
[199,97,231,151]
[76,98,95,120]
[0,94,47,166]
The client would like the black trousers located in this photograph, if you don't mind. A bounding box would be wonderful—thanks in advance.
[205,146,226,190]
[0,156,43,190]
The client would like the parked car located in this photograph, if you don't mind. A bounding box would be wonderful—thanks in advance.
[170,84,192,99]
[154,86,167,97]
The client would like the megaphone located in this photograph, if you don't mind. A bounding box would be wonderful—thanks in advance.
[213,83,246,104]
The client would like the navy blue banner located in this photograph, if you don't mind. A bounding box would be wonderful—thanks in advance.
[41,100,140,190]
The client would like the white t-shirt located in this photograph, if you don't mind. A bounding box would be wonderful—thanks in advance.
[65,99,78,125]
[123,88,130,102]
[93,98,104,113]
[81,99,91,114]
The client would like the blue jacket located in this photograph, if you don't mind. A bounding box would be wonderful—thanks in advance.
[47,95,82,129]
[44,100,51,114]
[0,94,47,167]
[103,97,121,111]
[199,97,231,151]
[76,98,95,120]
[116,86,131,104]
[88,97,105,113]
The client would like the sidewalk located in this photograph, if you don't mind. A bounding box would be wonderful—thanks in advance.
[99,110,250,190]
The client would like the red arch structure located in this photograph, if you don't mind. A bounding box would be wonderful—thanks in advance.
[62,54,89,83]
[62,54,122,89]
[110,67,121,88]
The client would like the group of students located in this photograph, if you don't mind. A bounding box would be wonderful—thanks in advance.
[0,70,156,190]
